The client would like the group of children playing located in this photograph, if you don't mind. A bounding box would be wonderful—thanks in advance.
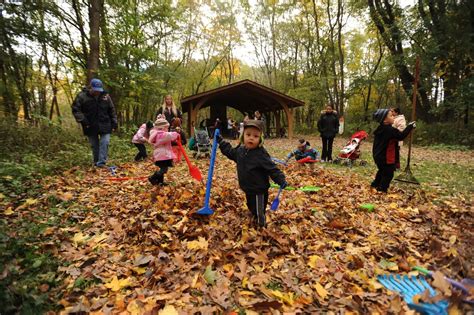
[131,106,415,227]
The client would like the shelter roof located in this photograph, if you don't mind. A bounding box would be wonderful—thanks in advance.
[180,79,304,114]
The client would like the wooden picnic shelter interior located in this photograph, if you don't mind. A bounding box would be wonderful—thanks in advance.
[180,79,305,139]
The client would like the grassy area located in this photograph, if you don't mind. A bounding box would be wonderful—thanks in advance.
[0,121,135,313]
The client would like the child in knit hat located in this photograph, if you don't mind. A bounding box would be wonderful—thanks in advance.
[148,115,180,185]
[371,108,416,192]
[217,119,288,227]
[286,139,320,162]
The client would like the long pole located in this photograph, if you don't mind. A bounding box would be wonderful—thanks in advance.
[406,56,420,168]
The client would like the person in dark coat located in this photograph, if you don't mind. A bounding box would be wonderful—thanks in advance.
[317,104,339,162]
[72,78,118,167]
[217,120,287,227]
[371,108,416,192]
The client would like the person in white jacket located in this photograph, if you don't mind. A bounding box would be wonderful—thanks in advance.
[391,107,407,169]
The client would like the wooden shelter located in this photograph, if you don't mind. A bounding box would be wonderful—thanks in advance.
[180,79,304,138]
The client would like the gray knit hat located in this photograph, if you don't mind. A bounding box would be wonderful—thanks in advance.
[154,117,170,129]
[373,108,390,124]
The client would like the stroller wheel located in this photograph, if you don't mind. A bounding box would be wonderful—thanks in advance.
[333,158,341,165]
[359,160,367,166]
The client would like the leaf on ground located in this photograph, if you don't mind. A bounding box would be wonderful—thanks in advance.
[203,265,217,285]
[314,282,328,299]
[187,236,209,250]
[432,271,451,295]
[158,305,178,315]
[104,276,132,292]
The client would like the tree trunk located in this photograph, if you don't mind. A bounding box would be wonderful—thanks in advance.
[87,0,101,82]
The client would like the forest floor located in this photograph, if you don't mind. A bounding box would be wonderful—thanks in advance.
[1,136,473,314]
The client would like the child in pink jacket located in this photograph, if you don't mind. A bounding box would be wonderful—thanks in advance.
[132,121,154,161]
[148,115,179,185]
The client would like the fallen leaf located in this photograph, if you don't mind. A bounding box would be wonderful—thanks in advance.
[203,265,217,285]
[104,276,132,292]
[314,282,328,299]
[158,304,178,315]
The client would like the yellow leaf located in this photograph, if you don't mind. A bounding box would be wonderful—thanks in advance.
[330,241,342,248]
[4,207,14,215]
[270,290,295,305]
[242,276,249,288]
[307,255,322,269]
[223,264,233,272]
[314,282,328,299]
[132,267,146,275]
[186,237,208,250]
[0,193,5,199]
[389,202,398,209]
[449,235,456,245]
[281,225,291,234]
[127,300,143,315]
[239,290,256,296]
[158,305,178,315]
[24,198,38,206]
[72,232,88,246]
[191,273,199,288]
[104,276,131,292]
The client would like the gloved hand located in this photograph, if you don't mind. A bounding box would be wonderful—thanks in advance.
[216,134,224,144]
[408,121,416,129]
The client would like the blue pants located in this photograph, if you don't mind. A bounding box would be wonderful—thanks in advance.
[87,133,111,166]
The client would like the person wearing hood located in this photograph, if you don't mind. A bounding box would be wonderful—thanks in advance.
[317,104,339,162]
[217,120,287,227]
[72,78,118,167]
[371,108,416,192]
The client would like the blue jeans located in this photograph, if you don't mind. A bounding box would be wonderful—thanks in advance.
[88,133,111,166]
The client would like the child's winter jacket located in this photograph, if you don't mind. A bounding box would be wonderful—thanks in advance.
[218,139,286,194]
[132,124,150,144]
[373,124,413,165]
[287,148,320,161]
[149,129,179,162]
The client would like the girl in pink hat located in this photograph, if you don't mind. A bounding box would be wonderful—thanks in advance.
[148,115,179,185]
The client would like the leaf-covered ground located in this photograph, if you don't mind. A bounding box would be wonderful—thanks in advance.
[2,137,473,314]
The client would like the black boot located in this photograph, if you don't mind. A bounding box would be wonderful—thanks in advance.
[148,172,160,185]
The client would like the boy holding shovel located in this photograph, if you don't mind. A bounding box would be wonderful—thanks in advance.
[217,120,287,227]
[371,109,416,192]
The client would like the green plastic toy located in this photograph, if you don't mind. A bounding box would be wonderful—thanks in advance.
[360,203,375,212]
[270,183,320,192]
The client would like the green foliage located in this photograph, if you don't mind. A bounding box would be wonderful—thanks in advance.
[414,121,474,148]
[0,219,61,314]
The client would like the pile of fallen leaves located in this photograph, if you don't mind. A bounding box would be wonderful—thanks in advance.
[2,139,473,314]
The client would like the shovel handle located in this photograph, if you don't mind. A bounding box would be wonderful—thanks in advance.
[413,266,469,294]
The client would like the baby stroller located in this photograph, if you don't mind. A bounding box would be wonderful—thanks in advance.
[333,130,369,167]
[191,127,211,158]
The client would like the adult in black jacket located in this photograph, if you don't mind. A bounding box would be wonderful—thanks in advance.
[317,104,339,162]
[371,108,415,192]
[72,78,117,167]
[218,120,287,227]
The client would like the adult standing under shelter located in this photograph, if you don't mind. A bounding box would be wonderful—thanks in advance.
[72,78,118,167]
[155,95,182,129]
[317,104,339,162]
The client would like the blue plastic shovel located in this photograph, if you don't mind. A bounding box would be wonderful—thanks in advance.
[270,187,283,211]
[271,157,288,166]
[197,129,220,215]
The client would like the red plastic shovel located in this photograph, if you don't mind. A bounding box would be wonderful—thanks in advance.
[177,135,202,182]
[107,176,148,181]
[297,156,318,163]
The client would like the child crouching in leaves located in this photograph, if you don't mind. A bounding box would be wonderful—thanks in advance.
[286,139,320,162]
[148,115,179,186]
[132,121,154,161]
[217,120,287,227]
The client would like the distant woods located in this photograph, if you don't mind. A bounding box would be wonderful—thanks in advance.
[0,0,472,129]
